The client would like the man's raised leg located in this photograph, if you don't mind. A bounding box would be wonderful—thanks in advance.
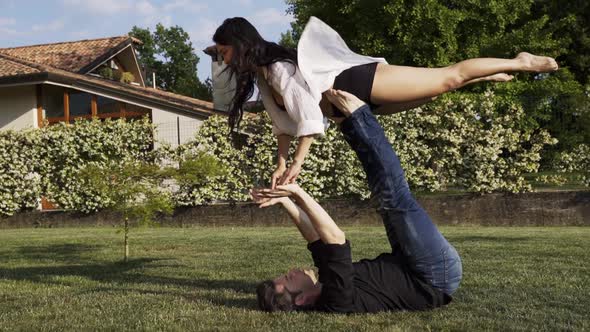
[334,95,462,295]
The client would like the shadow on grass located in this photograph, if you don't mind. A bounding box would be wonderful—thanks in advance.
[449,236,531,244]
[9,243,103,262]
[0,257,257,310]
[81,286,258,310]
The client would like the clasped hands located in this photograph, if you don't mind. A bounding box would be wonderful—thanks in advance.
[250,184,301,208]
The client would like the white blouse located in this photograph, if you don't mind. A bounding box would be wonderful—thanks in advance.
[258,16,388,137]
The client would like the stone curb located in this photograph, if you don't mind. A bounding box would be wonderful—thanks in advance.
[2,190,589,228]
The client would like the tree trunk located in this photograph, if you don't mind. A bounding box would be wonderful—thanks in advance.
[124,217,129,262]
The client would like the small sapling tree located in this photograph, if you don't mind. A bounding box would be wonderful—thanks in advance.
[79,152,223,262]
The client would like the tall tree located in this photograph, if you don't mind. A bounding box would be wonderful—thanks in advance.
[130,24,212,101]
[531,0,590,85]
[284,0,567,66]
[283,0,589,165]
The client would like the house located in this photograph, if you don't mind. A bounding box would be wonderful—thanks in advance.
[0,36,223,147]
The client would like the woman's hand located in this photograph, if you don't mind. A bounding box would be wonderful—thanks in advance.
[277,159,302,186]
[271,164,287,189]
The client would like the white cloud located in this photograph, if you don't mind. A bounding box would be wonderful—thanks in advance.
[0,27,18,36]
[248,8,293,27]
[163,0,207,13]
[237,0,252,6]
[0,17,16,26]
[189,18,219,44]
[68,30,92,39]
[32,19,65,33]
[146,15,173,27]
[61,0,132,14]
[136,0,157,16]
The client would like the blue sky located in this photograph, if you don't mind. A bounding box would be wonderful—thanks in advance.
[0,0,294,81]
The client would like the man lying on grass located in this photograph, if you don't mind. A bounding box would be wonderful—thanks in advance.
[250,89,462,313]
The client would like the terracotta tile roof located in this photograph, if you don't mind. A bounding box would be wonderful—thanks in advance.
[0,52,218,117]
[0,36,132,73]
[0,57,41,77]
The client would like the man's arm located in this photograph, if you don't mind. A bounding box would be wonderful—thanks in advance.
[250,190,320,243]
[292,188,346,245]
[279,198,321,243]
[256,185,346,245]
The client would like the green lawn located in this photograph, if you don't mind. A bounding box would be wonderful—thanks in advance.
[0,226,588,331]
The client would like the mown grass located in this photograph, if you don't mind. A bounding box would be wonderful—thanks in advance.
[0,226,588,331]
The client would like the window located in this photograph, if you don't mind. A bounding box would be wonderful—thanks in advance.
[125,103,150,117]
[97,96,120,118]
[69,90,92,119]
[42,85,65,122]
[40,85,151,125]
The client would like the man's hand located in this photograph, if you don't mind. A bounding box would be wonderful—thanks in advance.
[325,89,366,117]
[254,184,303,200]
[252,186,322,243]
[250,188,290,208]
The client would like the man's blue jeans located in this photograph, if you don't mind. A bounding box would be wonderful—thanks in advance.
[340,105,462,295]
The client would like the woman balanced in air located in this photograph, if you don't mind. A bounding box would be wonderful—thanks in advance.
[212,16,558,187]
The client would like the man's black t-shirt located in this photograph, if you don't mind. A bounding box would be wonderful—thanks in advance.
[307,240,451,313]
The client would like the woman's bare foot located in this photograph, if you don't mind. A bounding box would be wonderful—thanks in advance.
[485,73,514,82]
[516,52,559,72]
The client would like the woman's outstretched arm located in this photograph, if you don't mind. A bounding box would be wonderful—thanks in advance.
[277,135,314,186]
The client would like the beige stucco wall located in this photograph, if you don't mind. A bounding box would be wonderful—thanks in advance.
[151,108,204,148]
[0,85,37,130]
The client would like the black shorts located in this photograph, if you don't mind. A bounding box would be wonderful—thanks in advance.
[333,62,380,112]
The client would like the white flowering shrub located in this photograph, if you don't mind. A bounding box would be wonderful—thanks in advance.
[382,91,557,193]
[176,90,557,203]
[171,113,369,206]
[553,144,590,186]
[0,91,561,216]
[37,118,154,213]
[0,129,42,216]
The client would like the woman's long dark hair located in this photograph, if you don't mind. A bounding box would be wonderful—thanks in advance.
[213,17,297,134]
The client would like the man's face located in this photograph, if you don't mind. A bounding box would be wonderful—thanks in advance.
[273,268,317,297]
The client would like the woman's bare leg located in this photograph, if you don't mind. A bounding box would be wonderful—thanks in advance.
[372,74,515,115]
[461,73,514,87]
[373,96,437,115]
[370,52,558,105]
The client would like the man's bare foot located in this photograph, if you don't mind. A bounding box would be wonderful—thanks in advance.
[516,52,559,72]
[324,89,366,117]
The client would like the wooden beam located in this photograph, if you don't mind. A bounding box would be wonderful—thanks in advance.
[98,112,147,119]
[36,85,43,128]
[71,114,93,120]
[91,95,97,118]
[120,102,127,118]
[114,58,127,72]
[47,117,67,124]
[64,90,70,123]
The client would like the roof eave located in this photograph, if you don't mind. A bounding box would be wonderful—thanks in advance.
[0,72,49,85]
[0,71,222,119]
[73,80,219,118]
